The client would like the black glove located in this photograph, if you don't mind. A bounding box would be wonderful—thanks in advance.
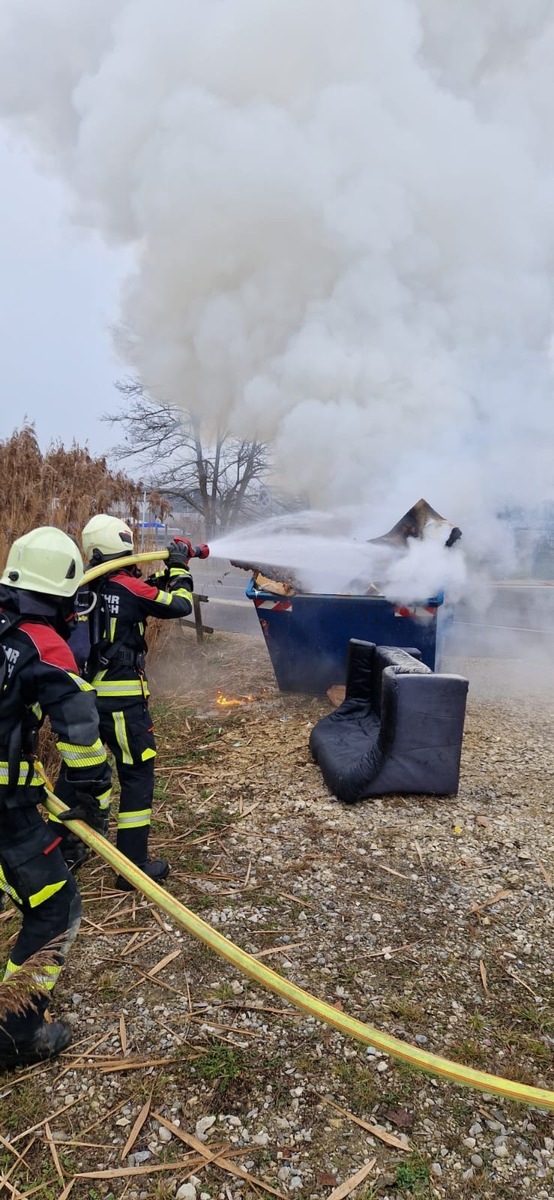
[166,539,192,571]
[59,792,105,833]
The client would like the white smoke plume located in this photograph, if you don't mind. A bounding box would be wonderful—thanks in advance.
[1,0,554,543]
[211,504,468,603]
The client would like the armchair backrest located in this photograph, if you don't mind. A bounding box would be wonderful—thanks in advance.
[371,645,430,717]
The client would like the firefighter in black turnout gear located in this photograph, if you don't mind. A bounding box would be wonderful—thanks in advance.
[0,527,111,1068]
[79,514,193,889]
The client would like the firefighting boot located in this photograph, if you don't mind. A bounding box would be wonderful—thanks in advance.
[114,859,170,892]
[0,1020,72,1070]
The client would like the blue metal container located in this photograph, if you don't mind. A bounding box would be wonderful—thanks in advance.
[247,579,448,693]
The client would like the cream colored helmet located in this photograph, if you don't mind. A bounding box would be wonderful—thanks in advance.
[1,527,84,598]
[82,514,134,562]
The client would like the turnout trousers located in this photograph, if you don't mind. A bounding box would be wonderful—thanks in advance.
[0,795,81,1049]
[98,701,156,865]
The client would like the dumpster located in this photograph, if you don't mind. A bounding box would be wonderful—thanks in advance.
[247,579,451,693]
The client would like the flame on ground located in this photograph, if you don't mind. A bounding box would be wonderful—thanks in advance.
[216,691,254,707]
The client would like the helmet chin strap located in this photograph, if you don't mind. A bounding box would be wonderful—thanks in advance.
[90,549,133,566]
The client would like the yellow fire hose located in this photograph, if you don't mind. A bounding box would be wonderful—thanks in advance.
[70,555,554,1107]
[39,774,554,1111]
[81,551,175,588]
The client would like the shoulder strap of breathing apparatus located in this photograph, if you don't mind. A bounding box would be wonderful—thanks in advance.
[84,575,142,679]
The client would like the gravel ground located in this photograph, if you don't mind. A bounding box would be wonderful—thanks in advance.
[0,630,553,1200]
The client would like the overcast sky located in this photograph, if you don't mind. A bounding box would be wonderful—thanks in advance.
[0,132,128,456]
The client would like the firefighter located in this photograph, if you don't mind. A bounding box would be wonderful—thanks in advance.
[77,514,194,889]
[0,527,111,1068]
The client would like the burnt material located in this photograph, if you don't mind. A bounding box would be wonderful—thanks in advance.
[231,561,299,594]
[369,498,462,549]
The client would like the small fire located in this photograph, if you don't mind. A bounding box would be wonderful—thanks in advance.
[216,691,254,707]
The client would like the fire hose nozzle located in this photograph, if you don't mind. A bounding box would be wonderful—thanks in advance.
[173,537,210,560]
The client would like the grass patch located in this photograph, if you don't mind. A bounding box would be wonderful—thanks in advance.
[177,849,210,874]
[332,1061,381,1113]
[213,982,235,1002]
[503,1030,551,1062]
[447,1037,491,1070]
[395,1153,431,1195]
[194,1042,245,1094]
[512,1004,554,1034]
[386,994,427,1024]
[2,1079,46,1132]
[93,968,120,1000]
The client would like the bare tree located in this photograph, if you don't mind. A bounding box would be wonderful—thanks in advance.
[106,379,271,538]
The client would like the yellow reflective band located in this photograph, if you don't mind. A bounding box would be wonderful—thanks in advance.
[109,616,117,643]
[168,567,192,580]
[113,712,133,765]
[37,963,62,991]
[56,739,107,768]
[94,680,147,698]
[68,672,95,692]
[28,879,67,909]
[97,789,112,812]
[155,591,172,606]
[117,810,151,830]
[141,747,156,762]
[0,762,43,787]
[0,869,21,905]
[4,960,62,992]
[26,963,63,992]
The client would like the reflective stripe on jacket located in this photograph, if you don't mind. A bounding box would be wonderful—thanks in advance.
[0,613,111,807]
[86,565,193,707]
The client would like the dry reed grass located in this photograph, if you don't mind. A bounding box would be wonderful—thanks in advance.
[0,424,141,570]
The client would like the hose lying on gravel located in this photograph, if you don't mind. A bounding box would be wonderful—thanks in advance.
[40,773,554,1112]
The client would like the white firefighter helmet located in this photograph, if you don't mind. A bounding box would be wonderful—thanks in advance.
[81,513,134,561]
[1,527,84,598]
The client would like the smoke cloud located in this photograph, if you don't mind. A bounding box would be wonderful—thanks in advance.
[1,1,554,543]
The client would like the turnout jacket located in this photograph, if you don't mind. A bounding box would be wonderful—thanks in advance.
[82,562,193,708]
[0,592,111,811]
